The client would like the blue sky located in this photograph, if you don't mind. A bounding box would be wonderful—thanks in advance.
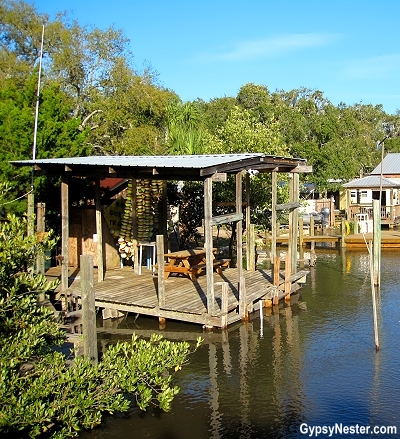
[33,0,400,114]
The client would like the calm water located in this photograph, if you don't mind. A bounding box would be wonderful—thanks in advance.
[80,250,400,439]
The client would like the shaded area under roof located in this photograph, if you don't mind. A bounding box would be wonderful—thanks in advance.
[343,175,400,189]
[10,153,309,180]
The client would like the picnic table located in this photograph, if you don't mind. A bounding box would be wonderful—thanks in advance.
[163,248,230,280]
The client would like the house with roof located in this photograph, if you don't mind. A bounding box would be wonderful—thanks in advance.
[342,153,400,226]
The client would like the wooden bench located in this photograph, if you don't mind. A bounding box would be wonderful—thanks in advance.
[191,258,231,276]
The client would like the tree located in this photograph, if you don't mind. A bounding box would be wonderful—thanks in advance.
[165,100,214,155]
[207,105,289,156]
[0,74,89,214]
[86,59,175,156]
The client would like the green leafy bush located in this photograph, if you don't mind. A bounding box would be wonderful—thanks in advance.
[0,211,201,438]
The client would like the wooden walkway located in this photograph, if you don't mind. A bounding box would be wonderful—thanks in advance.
[273,229,400,248]
[47,265,308,328]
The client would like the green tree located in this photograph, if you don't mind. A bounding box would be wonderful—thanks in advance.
[166,100,211,155]
[208,105,289,155]
[86,59,174,156]
[0,74,89,214]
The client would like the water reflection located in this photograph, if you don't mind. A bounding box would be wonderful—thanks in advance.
[80,251,400,439]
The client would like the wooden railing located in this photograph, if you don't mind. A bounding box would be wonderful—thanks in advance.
[347,204,400,221]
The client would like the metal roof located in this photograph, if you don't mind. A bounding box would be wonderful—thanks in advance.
[10,153,309,180]
[343,175,400,189]
[371,153,400,175]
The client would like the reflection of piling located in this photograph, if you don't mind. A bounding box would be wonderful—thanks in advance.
[371,199,381,351]
[369,242,380,352]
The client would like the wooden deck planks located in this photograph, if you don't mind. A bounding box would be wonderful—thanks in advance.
[48,264,307,326]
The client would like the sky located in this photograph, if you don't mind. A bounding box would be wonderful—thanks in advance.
[32,0,400,114]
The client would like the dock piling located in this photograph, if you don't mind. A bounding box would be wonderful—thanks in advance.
[81,254,98,364]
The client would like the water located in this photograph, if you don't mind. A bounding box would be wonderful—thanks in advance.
[80,250,400,438]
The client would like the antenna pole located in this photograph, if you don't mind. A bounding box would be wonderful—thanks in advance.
[31,25,45,186]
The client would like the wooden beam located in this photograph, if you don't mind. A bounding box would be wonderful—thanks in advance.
[290,165,313,173]
[276,202,301,211]
[211,172,227,182]
[210,212,243,226]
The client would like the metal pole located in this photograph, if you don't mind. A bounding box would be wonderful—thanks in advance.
[32,25,45,163]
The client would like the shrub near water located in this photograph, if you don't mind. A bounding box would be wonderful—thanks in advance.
[0,213,201,438]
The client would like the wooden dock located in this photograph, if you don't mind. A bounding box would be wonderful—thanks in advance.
[273,228,400,249]
[47,265,308,329]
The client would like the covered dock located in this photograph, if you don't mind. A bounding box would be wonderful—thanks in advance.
[12,153,311,328]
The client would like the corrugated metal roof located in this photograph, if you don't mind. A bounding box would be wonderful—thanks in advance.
[11,153,298,169]
[371,153,400,175]
[343,175,400,188]
[10,153,308,180]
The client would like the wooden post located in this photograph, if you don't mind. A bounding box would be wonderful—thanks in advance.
[236,172,243,280]
[156,234,165,307]
[310,215,315,237]
[289,173,299,274]
[354,214,358,235]
[284,252,291,299]
[27,192,35,236]
[95,180,104,282]
[162,181,168,241]
[130,179,139,274]
[248,224,255,271]
[273,255,280,286]
[373,199,381,286]
[341,218,346,248]
[239,276,248,320]
[221,282,228,329]
[36,202,45,274]
[245,172,251,270]
[298,217,304,267]
[236,172,244,317]
[204,176,214,316]
[271,169,277,269]
[390,188,395,222]
[61,173,69,293]
[81,254,98,364]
